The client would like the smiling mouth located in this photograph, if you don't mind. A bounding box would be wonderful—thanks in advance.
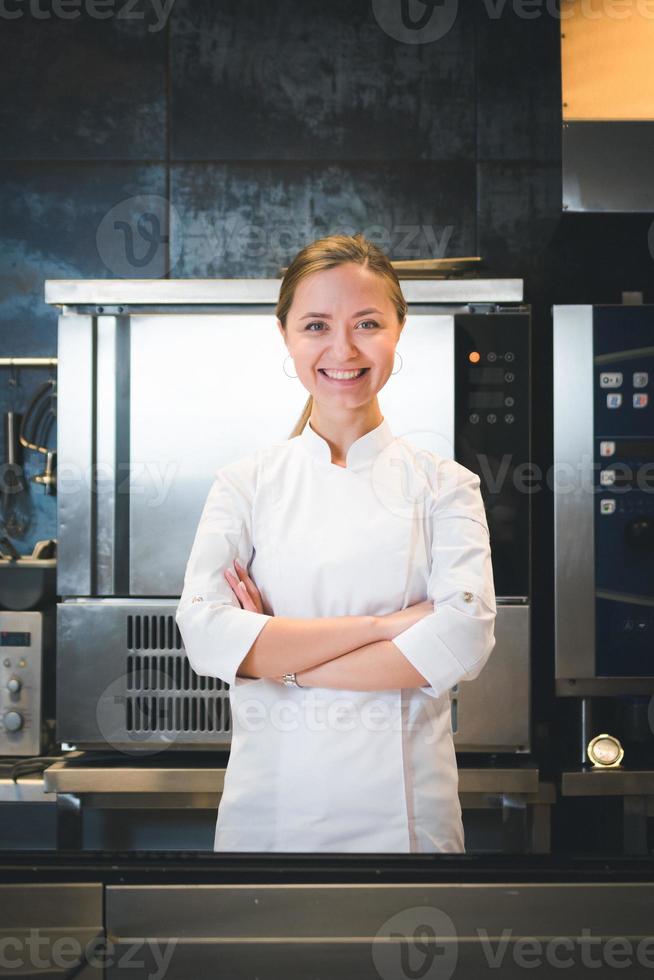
[318,368,370,376]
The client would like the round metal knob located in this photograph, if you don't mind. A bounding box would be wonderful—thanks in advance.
[6,677,21,694]
[4,710,23,732]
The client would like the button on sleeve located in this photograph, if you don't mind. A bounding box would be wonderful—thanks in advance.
[391,460,497,699]
[175,455,273,689]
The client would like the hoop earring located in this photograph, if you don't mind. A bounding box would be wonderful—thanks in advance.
[391,350,403,376]
[283,354,298,379]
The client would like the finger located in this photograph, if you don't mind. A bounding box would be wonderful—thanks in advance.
[232,565,255,605]
[238,582,254,611]
[225,568,248,607]
[233,561,260,607]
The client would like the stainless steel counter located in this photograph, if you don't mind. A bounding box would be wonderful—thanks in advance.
[26,752,554,853]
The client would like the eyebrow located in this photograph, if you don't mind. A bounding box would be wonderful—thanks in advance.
[299,308,383,319]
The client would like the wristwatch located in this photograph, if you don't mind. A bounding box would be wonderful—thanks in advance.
[281,672,303,688]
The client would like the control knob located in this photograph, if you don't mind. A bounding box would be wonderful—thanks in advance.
[4,710,23,732]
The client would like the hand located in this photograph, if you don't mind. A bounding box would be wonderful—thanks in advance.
[224,558,265,614]
[378,599,434,641]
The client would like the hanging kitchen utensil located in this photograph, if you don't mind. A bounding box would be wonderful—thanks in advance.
[1,409,33,538]
[19,375,57,495]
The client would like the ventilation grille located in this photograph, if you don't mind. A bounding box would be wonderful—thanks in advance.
[127,613,183,651]
[125,692,230,733]
[125,613,230,735]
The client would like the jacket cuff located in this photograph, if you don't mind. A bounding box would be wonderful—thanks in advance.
[176,598,273,689]
[391,594,495,699]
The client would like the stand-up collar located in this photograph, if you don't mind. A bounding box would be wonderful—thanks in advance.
[297,416,395,472]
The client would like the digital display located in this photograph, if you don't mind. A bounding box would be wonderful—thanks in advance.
[0,631,31,647]
[468,366,506,384]
[469,391,505,409]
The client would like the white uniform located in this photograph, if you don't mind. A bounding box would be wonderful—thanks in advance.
[176,417,497,853]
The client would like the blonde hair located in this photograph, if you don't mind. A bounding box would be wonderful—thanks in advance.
[277,233,408,438]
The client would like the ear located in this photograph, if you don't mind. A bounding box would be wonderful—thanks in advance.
[276,318,286,342]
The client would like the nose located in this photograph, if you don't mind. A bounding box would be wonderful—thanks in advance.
[328,328,361,360]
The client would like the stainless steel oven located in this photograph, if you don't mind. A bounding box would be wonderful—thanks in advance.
[553,304,654,696]
[46,278,531,753]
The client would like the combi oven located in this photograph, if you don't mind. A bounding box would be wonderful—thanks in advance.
[45,278,531,754]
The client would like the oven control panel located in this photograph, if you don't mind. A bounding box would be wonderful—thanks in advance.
[0,612,44,756]
[455,311,531,600]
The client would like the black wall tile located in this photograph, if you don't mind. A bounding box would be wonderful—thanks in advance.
[170,0,475,161]
[170,160,476,277]
[0,162,167,353]
[477,160,562,291]
[0,3,167,160]
[476,5,562,163]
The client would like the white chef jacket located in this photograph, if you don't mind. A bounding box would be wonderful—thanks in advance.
[175,417,497,853]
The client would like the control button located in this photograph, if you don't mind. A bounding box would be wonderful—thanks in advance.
[6,677,21,694]
[633,372,648,388]
[2,658,10,668]
[487,352,497,362]
[600,441,616,457]
[606,393,622,408]
[600,372,623,388]
[504,372,514,383]
[505,352,515,362]
[18,659,26,668]
[504,414,514,424]
[487,414,497,424]
[600,499,616,514]
[633,393,648,408]
[3,710,23,732]
[505,396,515,407]
[469,413,480,424]
[600,470,616,486]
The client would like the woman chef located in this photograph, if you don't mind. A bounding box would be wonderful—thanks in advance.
[176,233,497,853]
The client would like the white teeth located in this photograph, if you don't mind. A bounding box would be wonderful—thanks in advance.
[322,369,366,380]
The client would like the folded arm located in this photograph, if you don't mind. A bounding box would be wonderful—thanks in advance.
[295,637,431,691]
[176,456,386,688]
[297,461,498,699]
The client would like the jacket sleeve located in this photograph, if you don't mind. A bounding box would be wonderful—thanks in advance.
[391,458,497,699]
[175,454,273,689]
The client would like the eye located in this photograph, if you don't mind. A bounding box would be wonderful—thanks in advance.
[303,320,380,331]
